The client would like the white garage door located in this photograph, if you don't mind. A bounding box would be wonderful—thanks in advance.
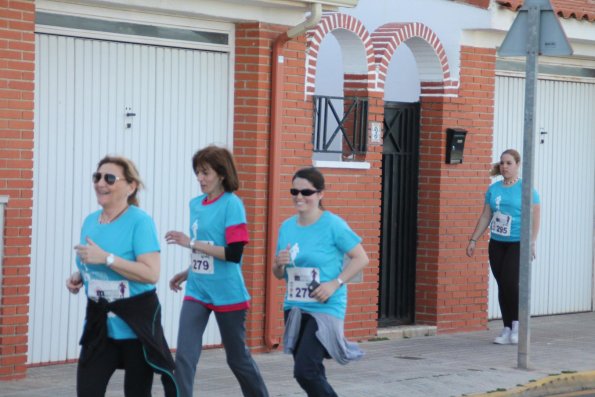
[490,73,595,319]
[30,33,231,363]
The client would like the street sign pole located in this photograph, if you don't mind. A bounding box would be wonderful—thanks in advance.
[497,0,572,370]
[517,3,540,370]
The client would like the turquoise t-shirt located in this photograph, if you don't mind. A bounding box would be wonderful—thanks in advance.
[485,179,540,242]
[77,205,160,339]
[277,211,361,319]
[184,192,251,309]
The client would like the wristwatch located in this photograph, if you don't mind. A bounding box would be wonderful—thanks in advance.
[106,253,115,267]
[337,277,344,287]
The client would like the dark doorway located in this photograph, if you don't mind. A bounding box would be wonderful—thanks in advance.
[379,102,420,326]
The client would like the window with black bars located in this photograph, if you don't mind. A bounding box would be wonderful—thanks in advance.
[312,95,368,159]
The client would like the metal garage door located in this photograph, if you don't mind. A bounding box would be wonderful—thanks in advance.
[30,33,231,363]
[490,73,595,318]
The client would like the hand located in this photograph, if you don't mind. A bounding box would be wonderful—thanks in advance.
[165,231,191,248]
[169,270,188,292]
[276,244,291,268]
[66,272,83,294]
[74,237,108,265]
[466,240,476,257]
[310,280,340,303]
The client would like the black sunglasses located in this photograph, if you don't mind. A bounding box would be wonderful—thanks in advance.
[92,172,123,186]
[290,188,319,197]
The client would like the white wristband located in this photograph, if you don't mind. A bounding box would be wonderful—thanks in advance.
[337,277,344,287]
[189,239,195,249]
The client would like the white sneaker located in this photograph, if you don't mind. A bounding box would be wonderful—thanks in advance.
[510,321,519,344]
[494,327,512,344]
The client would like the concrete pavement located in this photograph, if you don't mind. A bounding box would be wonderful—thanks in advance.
[1,312,594,396]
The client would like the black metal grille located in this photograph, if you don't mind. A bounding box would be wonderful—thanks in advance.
[312,95,368,157]
[379,102,420,327]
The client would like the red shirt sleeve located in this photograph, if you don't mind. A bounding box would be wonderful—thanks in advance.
[225,223,249,245]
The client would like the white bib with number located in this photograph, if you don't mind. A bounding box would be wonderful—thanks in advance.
[190,241,215,274]
[490,211,512,237]
[88,279,130,302]
[287,267,320,303]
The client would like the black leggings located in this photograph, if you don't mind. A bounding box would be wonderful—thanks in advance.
[489,240,520,328]
[77,338,154,397]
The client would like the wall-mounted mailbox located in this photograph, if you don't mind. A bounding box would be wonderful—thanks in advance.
[445,128,467,164]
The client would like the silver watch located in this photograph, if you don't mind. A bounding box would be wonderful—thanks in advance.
[106,253,115,267]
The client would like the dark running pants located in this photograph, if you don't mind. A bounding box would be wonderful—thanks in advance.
[174,300,269,397]
[285,311,338,397]
[489,240,520,328]
[77,338,154,397]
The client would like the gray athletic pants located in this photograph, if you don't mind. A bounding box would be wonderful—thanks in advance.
[174,299,269,397]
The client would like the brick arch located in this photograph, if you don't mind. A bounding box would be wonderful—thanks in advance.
[372,22,458,96]
[305,13,376,95]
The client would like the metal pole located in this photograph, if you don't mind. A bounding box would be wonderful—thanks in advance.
[518,3,540,370]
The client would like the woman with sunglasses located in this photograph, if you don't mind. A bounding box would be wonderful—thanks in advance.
[273,167,369,397]
[466,149,540,345]
[165,145,269,397]
[65,155,177,397]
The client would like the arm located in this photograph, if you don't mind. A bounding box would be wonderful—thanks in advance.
[75,238,160,284]
[165,230,227,261]
[466,202,493,257]
[105,252,160,284]
[531,203,541,259]
[312,243,369,303]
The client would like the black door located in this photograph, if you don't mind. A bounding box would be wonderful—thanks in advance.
[379,102,420,326]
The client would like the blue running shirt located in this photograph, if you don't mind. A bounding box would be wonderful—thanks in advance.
[77,205,160,339]
[277,211,361,320]
[485,179,540,242]
[184,192,251,310]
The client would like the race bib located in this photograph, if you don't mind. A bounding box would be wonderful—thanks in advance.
[287,267,320,303]
[88,279,130,302]
[491,211,512,237]
[190,241,215,274]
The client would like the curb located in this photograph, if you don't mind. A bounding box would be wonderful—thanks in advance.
[467,370,595,397]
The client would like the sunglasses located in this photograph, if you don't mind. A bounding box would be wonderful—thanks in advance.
[92,172,123,185]
[290,188,320,197]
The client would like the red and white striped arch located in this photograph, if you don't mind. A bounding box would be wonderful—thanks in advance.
[305,12,376,96]
[371,22,458,96]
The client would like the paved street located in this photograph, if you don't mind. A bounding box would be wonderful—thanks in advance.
[1,312,594,397]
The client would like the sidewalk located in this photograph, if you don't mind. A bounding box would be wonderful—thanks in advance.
[1,312,594,397]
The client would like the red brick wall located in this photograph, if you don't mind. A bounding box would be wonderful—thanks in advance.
[0,0,35,380]
[416,45,495,333]
[234,23,381,347]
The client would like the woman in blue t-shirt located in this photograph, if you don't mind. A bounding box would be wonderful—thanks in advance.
[273,167,369,397]
[466,149,541,345]
[165,145,269,397]
[65,156,175,396]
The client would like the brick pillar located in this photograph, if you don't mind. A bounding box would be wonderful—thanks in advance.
[339,74,383,339]
[416,46,495,333]
[0,0,35,380]
[234,22,282,351]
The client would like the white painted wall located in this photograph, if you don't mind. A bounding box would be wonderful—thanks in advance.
[315,0,491,101]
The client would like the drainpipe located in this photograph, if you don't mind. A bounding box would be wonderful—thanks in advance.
[264,3,322,350]
[0,196,8,303]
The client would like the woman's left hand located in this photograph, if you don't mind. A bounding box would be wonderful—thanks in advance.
[74,237,107,265]
[310,280,340,303]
